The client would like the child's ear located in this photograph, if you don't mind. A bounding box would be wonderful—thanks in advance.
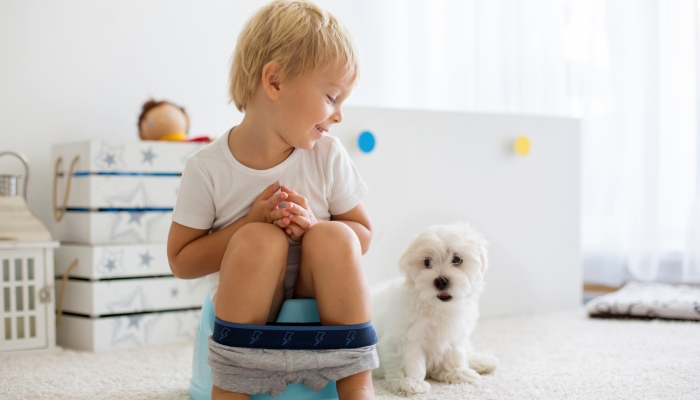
[261,61,282,101]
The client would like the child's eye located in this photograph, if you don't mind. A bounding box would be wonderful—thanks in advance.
[327,95,336,104]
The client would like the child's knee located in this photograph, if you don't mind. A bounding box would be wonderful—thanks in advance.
[227,222,287,258]
[221,223,288,278]
[306,221,360,252]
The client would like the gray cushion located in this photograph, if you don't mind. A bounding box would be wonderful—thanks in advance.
[587,281,700,320]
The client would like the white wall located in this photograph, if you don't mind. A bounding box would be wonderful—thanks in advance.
[337,107,581,316]
[0,0,392,226]
[0,1,582,316]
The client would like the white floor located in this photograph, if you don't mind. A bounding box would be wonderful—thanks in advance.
[2,309,699,400]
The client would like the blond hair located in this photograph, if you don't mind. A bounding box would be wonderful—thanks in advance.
[229,0,359,112]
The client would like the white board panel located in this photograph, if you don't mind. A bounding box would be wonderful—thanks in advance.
[52,210,172,244]
[56,309,201,352]
[55,243,170,279]
[52,140,206,174]
[66,175,181,208]
[336,107,581,317]
[56,276,208,317]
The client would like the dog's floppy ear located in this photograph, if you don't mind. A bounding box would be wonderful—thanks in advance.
[470,228,489,273]
[397,228,439,285]
[477,239,489,273]
[455,221,489,273]
[397,234,421,285]
[397,246,414,285]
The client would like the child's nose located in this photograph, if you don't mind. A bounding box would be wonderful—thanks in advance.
[332,109,343,123]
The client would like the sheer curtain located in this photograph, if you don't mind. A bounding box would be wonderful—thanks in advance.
[358,0,700,285]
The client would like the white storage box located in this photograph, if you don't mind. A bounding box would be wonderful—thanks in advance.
[62,175,181,209]
[55,243,171,279]
[52,141,206,174]
[52,210,172,244]
[55,276,208,317]
[51,140,206,244]
[56,308,201,351]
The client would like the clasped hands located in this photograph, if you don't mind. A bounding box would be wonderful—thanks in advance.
[246,181,319,242]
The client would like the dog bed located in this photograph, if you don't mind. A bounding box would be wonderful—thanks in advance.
[586,281,700,320]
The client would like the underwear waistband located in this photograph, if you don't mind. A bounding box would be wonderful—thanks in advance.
[213,318,378,350]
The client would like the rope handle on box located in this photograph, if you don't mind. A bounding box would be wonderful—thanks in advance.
[53,156,79,222]
[56,258,78,327]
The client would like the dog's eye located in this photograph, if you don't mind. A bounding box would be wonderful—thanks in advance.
[424,259,432,268]
[452,256,462,265]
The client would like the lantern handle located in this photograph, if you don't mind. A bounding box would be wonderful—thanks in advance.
[0,151,30,199]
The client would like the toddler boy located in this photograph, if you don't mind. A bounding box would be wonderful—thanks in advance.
[167,1,377,399]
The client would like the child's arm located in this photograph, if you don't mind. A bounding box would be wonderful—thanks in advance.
[167,181,289,279]
[167,219,246,279]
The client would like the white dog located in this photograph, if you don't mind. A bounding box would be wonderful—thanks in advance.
[371,222,498,395]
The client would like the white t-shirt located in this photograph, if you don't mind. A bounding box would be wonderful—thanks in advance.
[172,129,368,299]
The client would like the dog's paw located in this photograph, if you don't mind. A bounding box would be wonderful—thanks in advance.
[469,352,499,374]
[392,378,431,396]
[431,367,481,384]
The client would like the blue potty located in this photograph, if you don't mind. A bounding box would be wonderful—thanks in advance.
[189,291,339,400]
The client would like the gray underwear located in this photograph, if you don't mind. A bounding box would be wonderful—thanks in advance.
[207,337,379,397]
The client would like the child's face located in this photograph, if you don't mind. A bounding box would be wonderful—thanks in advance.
[275,65,354,150]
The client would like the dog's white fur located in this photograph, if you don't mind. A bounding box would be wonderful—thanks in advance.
[370,222,498,395]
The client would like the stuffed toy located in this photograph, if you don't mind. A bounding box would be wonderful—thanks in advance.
[138,99,210,142]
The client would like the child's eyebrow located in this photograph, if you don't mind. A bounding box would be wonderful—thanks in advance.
[326,84,352,99]
[327,82,349,91]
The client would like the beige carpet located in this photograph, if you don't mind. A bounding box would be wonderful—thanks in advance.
[2,309,699,399]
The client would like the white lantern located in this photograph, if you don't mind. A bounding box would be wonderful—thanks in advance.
[0,151,59,354]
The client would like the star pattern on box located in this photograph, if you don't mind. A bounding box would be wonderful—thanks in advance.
[107,211,166,243]
[128,314,144,328]
[139,250,154,268]
[97,249,125,276]
[94,143,126,170]
[141,147,157,165]
[129,212,145,225]
[103,181,167,242]
[105,286,150,314]
[175,310,201,340]
[105,181,153,209]
[110,313,161,348]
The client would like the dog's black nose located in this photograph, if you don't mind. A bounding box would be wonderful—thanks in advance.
[434,276,449,290]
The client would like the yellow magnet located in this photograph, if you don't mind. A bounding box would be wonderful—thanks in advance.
[514,136,530,156]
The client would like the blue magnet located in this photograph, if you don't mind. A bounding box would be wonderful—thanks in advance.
[358,131,375,153]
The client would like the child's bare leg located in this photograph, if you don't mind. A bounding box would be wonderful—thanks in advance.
[294,221,375,400]
[212,222,288,398]
[215,222,288,323]
[267,266,287,323]
[336,371,375,400]
[212,385,250,400]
